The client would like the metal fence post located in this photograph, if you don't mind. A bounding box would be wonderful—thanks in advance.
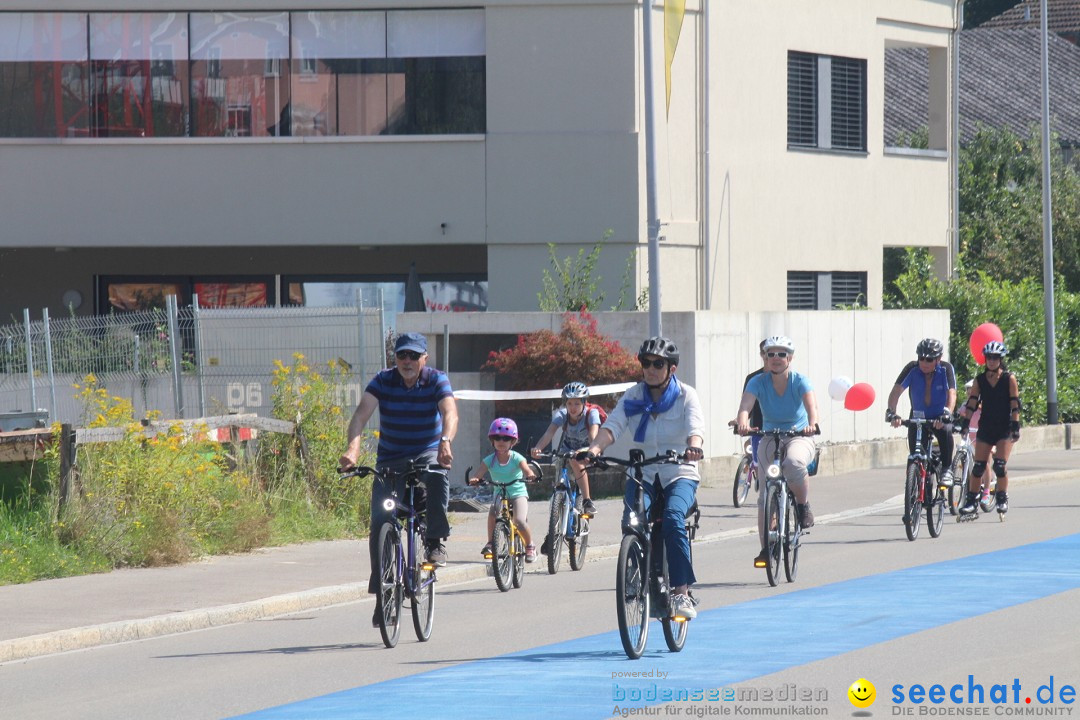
[23,308,36,412]
[43,308,57,420]
[193,293,206,417]
[166,294,185,418]
[356,293,366,381]
[442,323,449,371]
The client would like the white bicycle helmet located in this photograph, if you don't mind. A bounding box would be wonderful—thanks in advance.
[562,381,589,400]
[762,335,795,353]
[982,340,1007,358]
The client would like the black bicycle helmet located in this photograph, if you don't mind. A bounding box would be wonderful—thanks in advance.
[562,381,589,400]
[638,336,680,365]
[916,338,944,358]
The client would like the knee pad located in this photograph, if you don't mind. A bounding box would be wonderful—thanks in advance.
[992,458,1007,478]
[972,460,987,479]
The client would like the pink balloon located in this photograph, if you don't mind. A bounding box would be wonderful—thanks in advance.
[844,382,876,411]
[969,323,1004,364]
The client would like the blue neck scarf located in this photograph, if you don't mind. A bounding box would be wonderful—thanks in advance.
[623,375,681,442]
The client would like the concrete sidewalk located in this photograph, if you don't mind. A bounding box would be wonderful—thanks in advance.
[2,447,1077,664]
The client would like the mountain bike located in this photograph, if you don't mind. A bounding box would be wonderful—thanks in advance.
[586,449,696,660]
[898,417,948,541]
[339,460,438,648]
[751,429,815,587]
[467,463,542,592]
[732,437,758,507]
[535,450,591,574]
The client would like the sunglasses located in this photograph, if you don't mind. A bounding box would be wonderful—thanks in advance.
[766,351,789,358]
[985,354,1003,361]
[639,358,668,369]
[395,350,422,361]
[491,435,515,442]
[918,356,938,362]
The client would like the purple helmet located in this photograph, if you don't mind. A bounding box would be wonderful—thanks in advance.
[488,417,519,439]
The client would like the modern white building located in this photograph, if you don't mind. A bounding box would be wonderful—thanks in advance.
[0,1,959,320]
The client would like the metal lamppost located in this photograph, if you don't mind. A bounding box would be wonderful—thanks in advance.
[1038,0,1060,423]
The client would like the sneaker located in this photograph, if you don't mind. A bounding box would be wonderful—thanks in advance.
[525,545,537,563]
[753,549,769,568]
[540,535,551,555]
[797,502,815,529]
[670,593,698,620]
[940,468,955,487]
[959,492,980,515]
[996,491,1009,514]
[582,498,598,516]
[425,542,447,567]
[480,543,493,558]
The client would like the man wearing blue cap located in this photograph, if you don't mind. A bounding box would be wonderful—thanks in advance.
[340,332,458,622]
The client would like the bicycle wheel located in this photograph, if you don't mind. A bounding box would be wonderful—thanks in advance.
[411,531,435,642]
[732,454,753,507]
[375,523,402,648]
[569,512,590,571]
[660,536,689,653]
[926,471,945,538]
[948,450,970,516]
[546,491,568,575]
[492,520,512,592]
[903,462,922,541]
[616,534,650,660]
[512,531,525,589]
[763,484,782,587]
[783,491,800,582]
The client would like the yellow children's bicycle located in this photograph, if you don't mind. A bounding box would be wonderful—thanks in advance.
[467,463,542,592]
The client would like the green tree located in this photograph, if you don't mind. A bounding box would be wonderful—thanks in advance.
[963,0,1024,29]
[537,231,647,312]
[958,125,1080,292]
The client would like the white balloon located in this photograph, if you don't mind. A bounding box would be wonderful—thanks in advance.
[828,376,854,401]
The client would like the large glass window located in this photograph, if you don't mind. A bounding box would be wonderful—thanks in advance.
[385,10,486,134]
[0,9,485,139]
[89,13,189,137]
[0,13,88,137]
[190,12,290,137]
[291,11,387,136]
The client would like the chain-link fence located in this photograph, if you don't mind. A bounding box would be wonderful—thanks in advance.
[0,301,385,427]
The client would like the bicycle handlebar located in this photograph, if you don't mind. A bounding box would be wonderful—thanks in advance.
[582,449,689,471]
[338,460,443,483]
[746,426,821,438]
[464,464,543,488]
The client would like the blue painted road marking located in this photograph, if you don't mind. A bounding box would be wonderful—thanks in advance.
[235,533,1080,719]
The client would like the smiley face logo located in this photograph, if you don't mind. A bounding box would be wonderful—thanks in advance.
[848,678,876,708]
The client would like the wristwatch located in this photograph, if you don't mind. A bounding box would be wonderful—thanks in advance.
[439,436,451,444]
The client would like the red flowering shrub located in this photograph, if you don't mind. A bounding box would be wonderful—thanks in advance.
[482,311,640,414]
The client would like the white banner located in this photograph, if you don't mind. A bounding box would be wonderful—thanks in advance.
[454,382,634,401]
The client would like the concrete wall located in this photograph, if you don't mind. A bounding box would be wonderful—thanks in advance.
[397,308,952,468]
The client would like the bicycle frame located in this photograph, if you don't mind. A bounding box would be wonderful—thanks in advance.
[751,429,804,586]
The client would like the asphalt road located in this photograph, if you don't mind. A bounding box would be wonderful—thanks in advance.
[3,469,1079,720]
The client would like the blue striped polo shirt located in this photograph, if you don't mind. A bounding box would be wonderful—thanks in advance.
[366,366,454,463]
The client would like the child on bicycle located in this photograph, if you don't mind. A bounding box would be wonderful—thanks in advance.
[531,381,601,517]
[468,418,538,562]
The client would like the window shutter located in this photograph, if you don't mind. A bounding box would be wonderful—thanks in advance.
[831,271,867,307]
[787,271,818,310]
[787,52,817,147]
[830,57,865,151]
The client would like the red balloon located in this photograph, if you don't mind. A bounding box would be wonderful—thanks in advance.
[844,382,875,411]
[969,323,1004,364]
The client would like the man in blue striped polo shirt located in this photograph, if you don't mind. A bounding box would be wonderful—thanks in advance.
[340,332,458,608]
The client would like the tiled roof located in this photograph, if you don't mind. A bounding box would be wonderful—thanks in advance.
[981,0,1080,33]
[884,28,1080,146]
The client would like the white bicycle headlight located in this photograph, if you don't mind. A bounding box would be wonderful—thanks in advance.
[766,463,782,479]
[382,499,396,512]
[627,511,639,527]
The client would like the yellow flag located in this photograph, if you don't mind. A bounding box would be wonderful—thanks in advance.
[664,0,686,116]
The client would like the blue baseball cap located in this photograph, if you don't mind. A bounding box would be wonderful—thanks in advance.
[394,332,428,354]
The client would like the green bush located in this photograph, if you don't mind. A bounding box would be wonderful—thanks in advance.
[890,252,1080,424]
